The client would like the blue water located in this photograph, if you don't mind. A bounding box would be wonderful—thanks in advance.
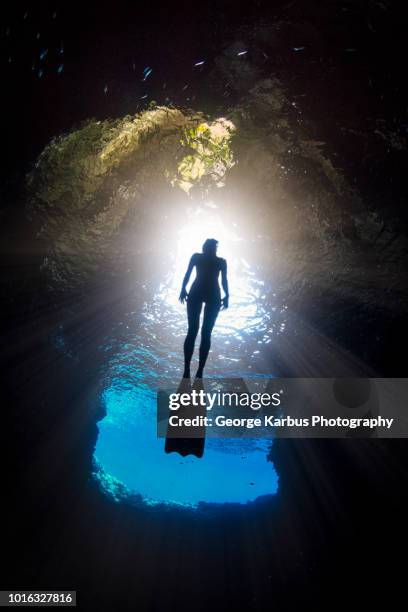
[95,380,278,507]
[93,218,287,508]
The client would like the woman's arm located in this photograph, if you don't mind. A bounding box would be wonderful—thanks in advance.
[221,259,229,309]
[179,254,197,303]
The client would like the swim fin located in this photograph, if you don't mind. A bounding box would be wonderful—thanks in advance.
[165,377,206,458]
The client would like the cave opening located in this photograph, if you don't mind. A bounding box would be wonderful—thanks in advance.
[61,111,285,509]
[93,195,282,509]
[26,98,386,510]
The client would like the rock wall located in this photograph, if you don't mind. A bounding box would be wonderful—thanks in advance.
[25,80,407,331]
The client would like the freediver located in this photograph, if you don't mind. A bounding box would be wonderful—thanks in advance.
[179,238,229,379]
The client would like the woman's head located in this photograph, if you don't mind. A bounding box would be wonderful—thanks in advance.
[202,238,218,255]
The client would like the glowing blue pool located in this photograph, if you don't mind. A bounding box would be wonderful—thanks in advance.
[95,380,278,507]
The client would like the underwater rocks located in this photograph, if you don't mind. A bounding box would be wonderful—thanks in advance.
[225,78,407,321]
[25,108,199,289]
[24,75,407,344]
[25,108,237,291]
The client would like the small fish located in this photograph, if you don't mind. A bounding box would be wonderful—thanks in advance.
[40,49,48,61]
[237,50,247,56]
[141,94,148,99]
[182,84,188,90]
[59,44,64,55]
[38,69,43,78]
[194,60,205,66]
[104,84,108,94]
[52,11,57,19]
[293,46,305,51]
[36,32,40,39]
[23,12,29,20]
[142,67,152,80]
[57,64,64,73]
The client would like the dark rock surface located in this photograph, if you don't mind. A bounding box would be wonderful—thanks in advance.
[21,74,407,375]
[2,1,408,609]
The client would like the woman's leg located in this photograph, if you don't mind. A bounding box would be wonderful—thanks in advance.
[196,301,220,378]
[183,298,202,378]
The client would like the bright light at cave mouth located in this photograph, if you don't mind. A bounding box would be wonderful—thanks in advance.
[93,201,279,509]
[158,202,265,335]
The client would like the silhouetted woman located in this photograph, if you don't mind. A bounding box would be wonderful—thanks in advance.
[179,238,229,378]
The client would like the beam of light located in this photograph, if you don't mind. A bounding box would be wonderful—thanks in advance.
[157,202,267,340]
